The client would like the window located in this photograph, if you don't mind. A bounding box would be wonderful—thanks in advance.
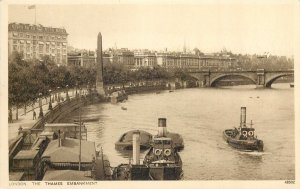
[52,49,55,53]
[46,45,50,53]
[33,45,36,52]
[20,33,23,37]
[13,40,18,44]
[20,45,24,52]
[39,36,43,40]
[26,34,30,38]
[33,35,36,39]
[39,44,44,53]
[26,45,30,52]
[33,41,37,45]
[51,36,55,40]
[13,45,17,51]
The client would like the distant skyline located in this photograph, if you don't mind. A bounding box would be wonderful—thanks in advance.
[8,3,295,56]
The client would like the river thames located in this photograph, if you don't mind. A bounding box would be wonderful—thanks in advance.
[61,83,294,180]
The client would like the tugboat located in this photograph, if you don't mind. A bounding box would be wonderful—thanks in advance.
[223,107,264,152]
[143,118,183,180]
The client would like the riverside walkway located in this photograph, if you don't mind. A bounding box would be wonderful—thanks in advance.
[8,88,88,144]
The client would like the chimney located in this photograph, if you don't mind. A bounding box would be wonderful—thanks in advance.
[158,118,167,137]
[240,107,246,127]
[132,131,140,165]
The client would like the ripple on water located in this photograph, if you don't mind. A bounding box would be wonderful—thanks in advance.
[60,84,294,180]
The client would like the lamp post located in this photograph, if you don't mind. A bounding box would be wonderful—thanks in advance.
[66,85,70,101]
[87,82,90,95]
[57,87,61,102]
[38,93,44,118]
[75,82,78,98]
[48,89,53,110]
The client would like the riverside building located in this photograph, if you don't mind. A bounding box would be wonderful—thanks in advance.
[104,48,135,70]
[156,51,237,71]
[67,50,96,68]
[8,23,68,66]
[134,50,157,69]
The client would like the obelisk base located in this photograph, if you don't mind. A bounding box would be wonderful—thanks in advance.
[96,81,105,96]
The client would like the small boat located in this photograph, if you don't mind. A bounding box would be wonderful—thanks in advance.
[115,130,152,150]
[290,83,294,88]
[121,107,127,110]
[223,107,264,152]
[169,90,174,93]
[111,90,128,104]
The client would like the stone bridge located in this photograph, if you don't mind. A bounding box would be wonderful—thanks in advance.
[188,69,294,88]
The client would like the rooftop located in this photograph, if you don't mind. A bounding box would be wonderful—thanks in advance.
[45,123,83,128]
[43,170,93,181]
[8,23,68,35]
[9,171,25,181]
[42,138,96,163]
[14,150,39,160]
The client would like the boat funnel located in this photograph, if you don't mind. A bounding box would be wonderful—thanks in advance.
[158,118,167,137]
[240,107,246,127]
[132,130,140,165]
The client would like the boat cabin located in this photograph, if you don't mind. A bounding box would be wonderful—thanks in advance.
[238,127,255,140]
[152,137,173,157]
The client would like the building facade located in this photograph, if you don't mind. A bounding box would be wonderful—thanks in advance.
[134,50,157,69]
[156,52,237,71]
[103,48,135,70]
[67,50,96,68]
[8,23,68,65]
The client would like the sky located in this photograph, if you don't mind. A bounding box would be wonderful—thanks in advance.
[8,3,295,56]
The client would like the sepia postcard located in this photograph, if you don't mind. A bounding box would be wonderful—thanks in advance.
[0,0,299,189]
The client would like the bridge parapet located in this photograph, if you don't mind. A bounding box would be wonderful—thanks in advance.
[188,69,294,88]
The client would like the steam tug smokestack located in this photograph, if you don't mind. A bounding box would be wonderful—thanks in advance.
[158,118,167,137]
[240,107,247,127]
[132,131,140,165]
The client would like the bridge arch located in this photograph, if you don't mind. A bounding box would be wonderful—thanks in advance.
[210,74,256,87]
[265,73,294,87]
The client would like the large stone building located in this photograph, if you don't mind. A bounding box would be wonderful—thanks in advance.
[67,50,96,68]
[103,48,135,70]
[8,23,68,65]
[134,50,157,69]
[156,51,237,71]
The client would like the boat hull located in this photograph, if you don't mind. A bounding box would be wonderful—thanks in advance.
[148,165,182,180]
[223,130,264,152]
[143,147,183,180]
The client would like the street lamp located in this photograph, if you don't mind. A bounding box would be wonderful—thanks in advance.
[38,93,44,118]
[75,82,78,98]
[66,85,70,101]
[87,82,90,95]
[57,87,61,102]
[48,89,53,110]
